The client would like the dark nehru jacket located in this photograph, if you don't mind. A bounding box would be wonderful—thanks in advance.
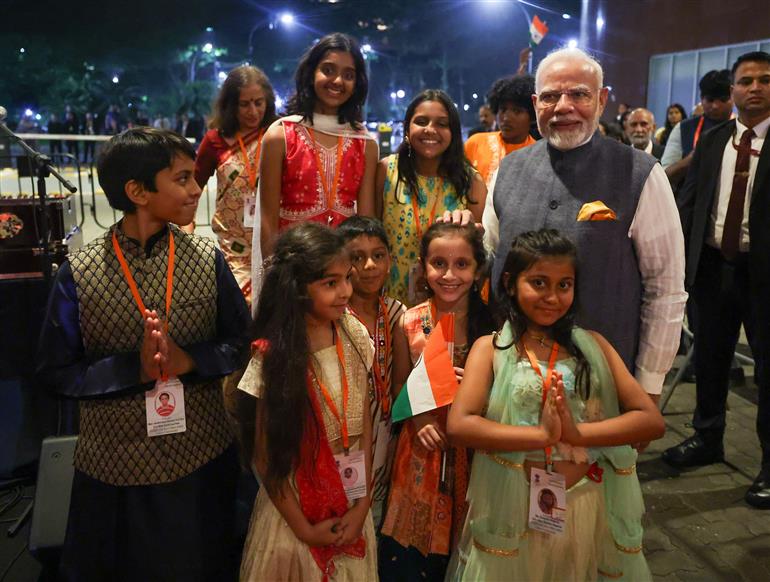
[67,226,234,485]
[492,132,657,371]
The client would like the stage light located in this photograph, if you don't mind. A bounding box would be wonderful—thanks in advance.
[567,39,578,48]
[362,43,372,53]
[205,26,214,32]
[463,104,470,111]
[562,13,571,19]
[275,96,284,110]
[390,92,397,99]
[279,12,295,26]
[596,16,605,32]
[24,108,33,117]
[396,89,405,99]
[218,71,227,82]
[202,42,213,53]
[112,75,120,84]
[472,93,478,99]
[19,48,25,53]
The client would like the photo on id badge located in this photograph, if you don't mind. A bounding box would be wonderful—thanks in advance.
[155,391,176,417]
[528,467,567,535]
[334,450,367,502]
[145,377,186,437]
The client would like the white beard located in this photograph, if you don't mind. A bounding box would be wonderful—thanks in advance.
[542,121,595,150]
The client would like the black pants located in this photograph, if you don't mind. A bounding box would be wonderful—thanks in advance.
[692,245,769,465]
[59,446,239,582]
[378,535,449,582]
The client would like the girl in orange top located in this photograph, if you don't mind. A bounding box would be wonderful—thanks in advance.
[379,222,494,581]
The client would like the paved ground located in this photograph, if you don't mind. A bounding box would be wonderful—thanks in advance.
[641,356,769,582]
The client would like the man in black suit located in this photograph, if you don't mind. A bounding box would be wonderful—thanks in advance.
[663,51,770,509]
[625,108,664,160]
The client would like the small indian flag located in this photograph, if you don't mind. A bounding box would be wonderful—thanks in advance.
[529,15,549,47]
[392,313,457,423]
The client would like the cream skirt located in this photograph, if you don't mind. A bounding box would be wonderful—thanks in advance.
[240,487,378,581]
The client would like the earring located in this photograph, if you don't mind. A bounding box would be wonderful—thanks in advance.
[405,137,413,159]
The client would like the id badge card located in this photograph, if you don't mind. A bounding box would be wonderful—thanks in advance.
[243,194,257,228]
[407,260,429,306]
[145,377,186,437]
[528,467,567,535]
[334,450,367,502]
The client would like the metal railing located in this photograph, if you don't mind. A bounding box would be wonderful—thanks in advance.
[1,135,214,238]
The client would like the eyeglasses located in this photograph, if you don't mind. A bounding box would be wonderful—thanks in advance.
[537,89,593,107]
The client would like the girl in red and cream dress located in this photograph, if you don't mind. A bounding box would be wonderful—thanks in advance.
[255,33,379,271]
[239,223,377,581]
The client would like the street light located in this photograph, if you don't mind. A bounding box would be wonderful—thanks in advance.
[249,13,294,60]
[596,16,605,32]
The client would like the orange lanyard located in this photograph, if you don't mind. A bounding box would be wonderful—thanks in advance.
[112,229,175,381]
[410,189,439,240]
[348,298,392,414]
[308,128,344,219]
[309,322,351,452]
[236,130,263,191]
[692,116,705,149]
[521,339,560,472]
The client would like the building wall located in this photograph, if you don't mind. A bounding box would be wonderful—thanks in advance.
[586,0,770,119]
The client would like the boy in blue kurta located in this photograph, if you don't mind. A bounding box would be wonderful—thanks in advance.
[37,128,250,581]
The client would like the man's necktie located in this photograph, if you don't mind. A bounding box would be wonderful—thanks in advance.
[721,128,755,260]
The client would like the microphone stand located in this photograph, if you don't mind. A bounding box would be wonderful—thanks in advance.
[0,120,78,545]
[0,120,77,285]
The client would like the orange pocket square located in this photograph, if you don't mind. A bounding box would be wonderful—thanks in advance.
[576,201,617,222]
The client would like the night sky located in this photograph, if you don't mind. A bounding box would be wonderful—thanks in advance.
[3,0,582,121]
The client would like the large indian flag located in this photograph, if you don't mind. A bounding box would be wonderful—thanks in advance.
[392,313,458,423]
